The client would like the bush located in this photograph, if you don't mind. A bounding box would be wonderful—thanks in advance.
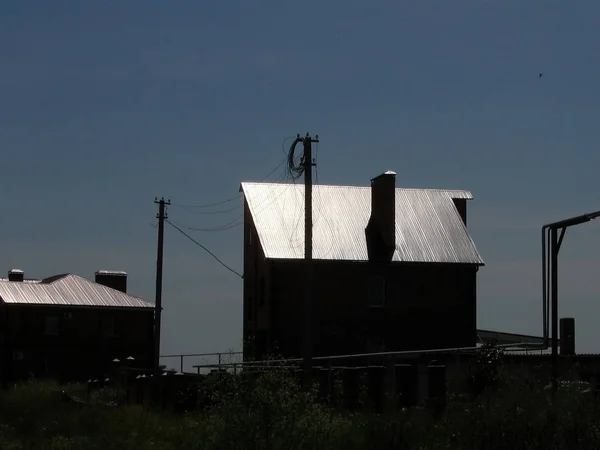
[2,367,600,449]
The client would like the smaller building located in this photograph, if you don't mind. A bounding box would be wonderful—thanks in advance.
[0,269,155,385]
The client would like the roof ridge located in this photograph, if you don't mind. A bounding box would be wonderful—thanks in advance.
[67,274,151,303]
[241,181,472,194]
[41,273,70,284]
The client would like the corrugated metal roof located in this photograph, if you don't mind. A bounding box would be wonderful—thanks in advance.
[0,274,154,309]
[240,182,484,264]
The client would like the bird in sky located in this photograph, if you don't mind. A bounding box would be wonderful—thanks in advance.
[539,72,543,78]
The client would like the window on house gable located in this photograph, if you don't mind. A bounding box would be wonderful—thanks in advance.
[44,315,60,336]
[367,276,386,307]
[101,315,116,337]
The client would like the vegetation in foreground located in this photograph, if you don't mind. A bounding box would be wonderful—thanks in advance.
[1,350,599,449]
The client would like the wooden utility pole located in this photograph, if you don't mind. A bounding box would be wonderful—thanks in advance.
[301,133,318,387]
[154,197,170,376]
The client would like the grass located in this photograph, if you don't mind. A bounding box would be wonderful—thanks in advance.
[1,353,599,449]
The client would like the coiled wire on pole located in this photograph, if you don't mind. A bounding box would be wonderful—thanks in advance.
[287,135,306,180]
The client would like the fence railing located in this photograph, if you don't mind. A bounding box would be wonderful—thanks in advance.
[190,342,533,373]
[160,351,243,374]
[163,341,540,375]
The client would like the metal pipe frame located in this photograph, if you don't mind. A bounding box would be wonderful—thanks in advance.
[541,210,600,391]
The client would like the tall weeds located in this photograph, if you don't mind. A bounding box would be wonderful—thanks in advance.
[0,364,599,450]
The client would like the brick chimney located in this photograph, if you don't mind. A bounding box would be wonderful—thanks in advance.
[95,270,127,293]
[8,269,24,282]
[365,170,396,263]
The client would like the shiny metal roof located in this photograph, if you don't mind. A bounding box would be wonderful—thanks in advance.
[240,182,484,264]
[0,274,154,308]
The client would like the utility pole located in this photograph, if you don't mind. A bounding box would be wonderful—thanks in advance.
[154,197,170,376]
[301,133,318,387]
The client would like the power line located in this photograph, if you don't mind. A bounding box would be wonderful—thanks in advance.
[260,155,288,184]
[183,216,244,232]
[175,203,243,215]
[165,219,243,279]
[178,170,291,233]
[172,196,240,209]
[287,136,305,180]
[311,140,335,259]
[172,155,288,210]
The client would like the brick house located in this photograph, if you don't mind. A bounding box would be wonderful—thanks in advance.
[240,171,485,360]
[0,269,155,385]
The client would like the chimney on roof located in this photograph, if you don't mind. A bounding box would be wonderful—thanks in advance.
[95,270,127,293]
[8,269,24,282]
[365,171,396,263]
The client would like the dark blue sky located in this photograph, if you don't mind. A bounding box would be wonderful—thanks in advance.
[2,1,600,363]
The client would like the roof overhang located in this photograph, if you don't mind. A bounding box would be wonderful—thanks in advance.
[477,329,555,346]
[1,302,154,311]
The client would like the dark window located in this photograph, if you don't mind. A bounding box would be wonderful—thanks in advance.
[101,315,116,337]
[259,277,266,306]
[44,315,60,336]
[367,276,386,307]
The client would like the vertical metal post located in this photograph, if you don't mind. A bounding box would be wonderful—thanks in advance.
[180,355,184,374]
[218,353,222,369]
[327,358,333,405]
[551,227,559,391]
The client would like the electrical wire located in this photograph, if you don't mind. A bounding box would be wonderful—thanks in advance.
[315,141,319,185]
[281,136,297,155]
[165,219,243,279]
[287,136,305,180]
[172,138,304,234]
[172,196,240,209]
[172,155,288,210]
[180,170,293,233]
[177,203,242,215]
[310,140,335,259]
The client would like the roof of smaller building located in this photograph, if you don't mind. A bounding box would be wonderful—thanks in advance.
[0,274,154,309]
